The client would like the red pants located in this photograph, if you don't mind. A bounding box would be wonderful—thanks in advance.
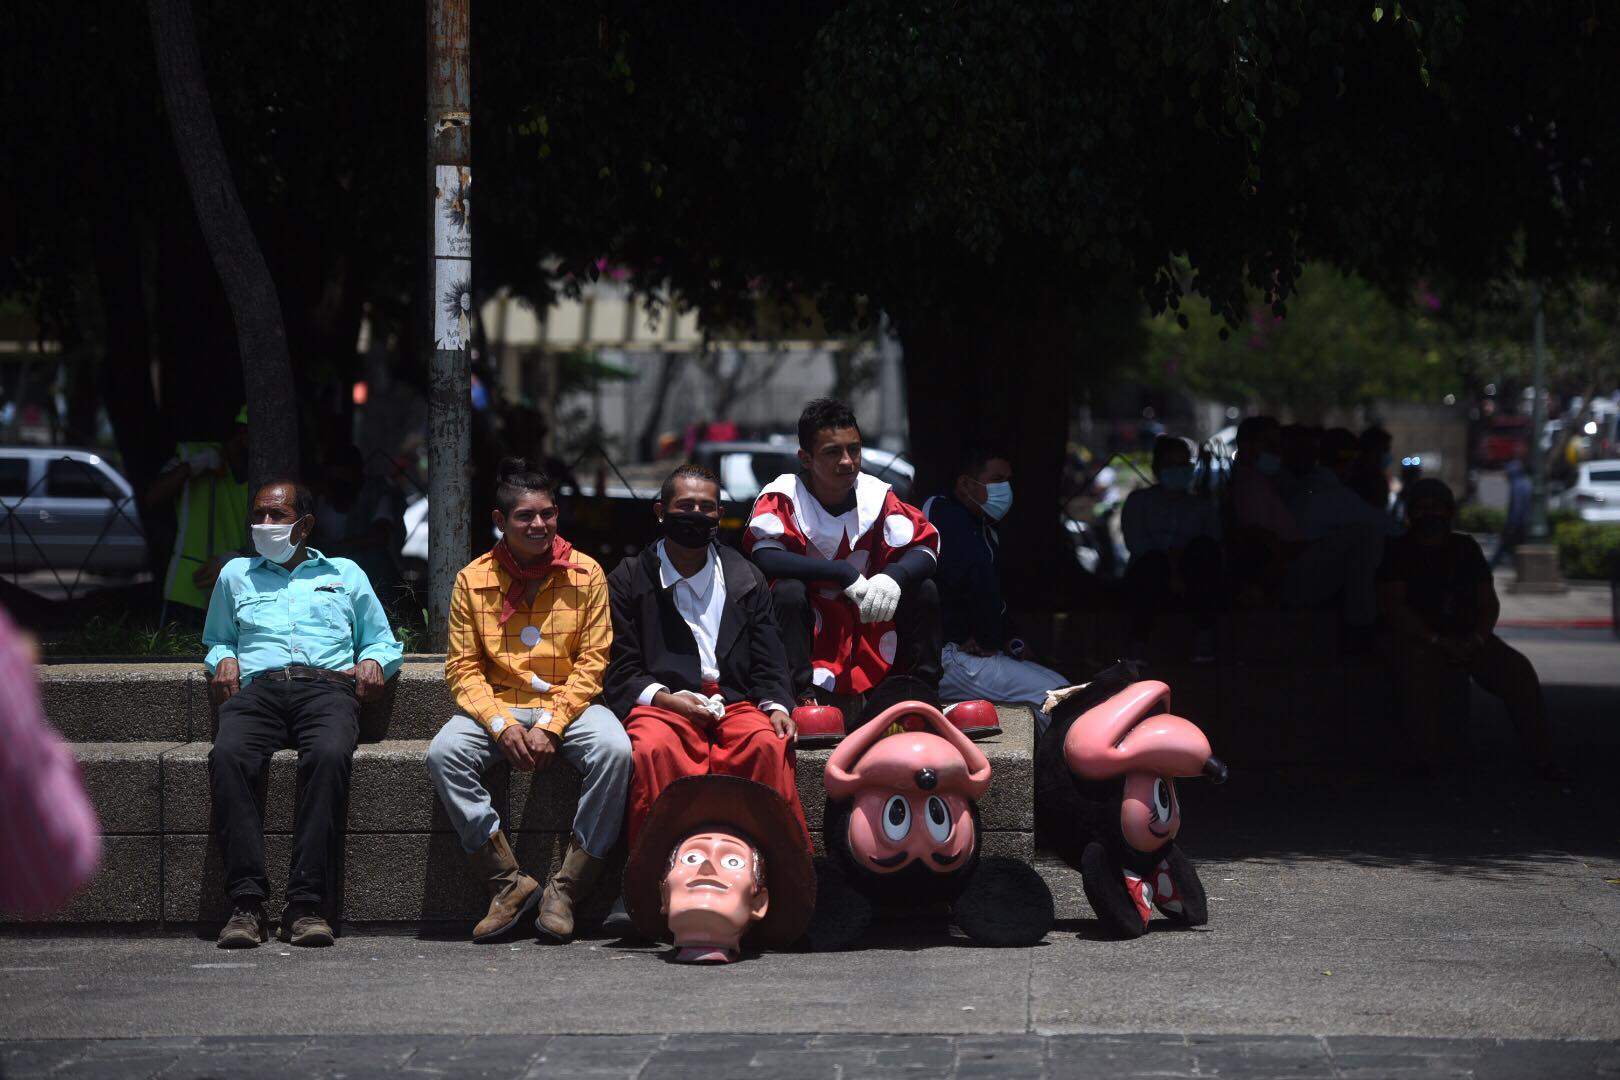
[623,702,809,850]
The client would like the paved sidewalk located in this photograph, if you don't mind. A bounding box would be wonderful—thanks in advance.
[3,1033,1618,1079]
[1494,570,1613,627]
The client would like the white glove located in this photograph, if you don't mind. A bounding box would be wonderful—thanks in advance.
[673,689,725,719]
[842,574,870,608]
[859,573,902,624]
[184,446,223,474]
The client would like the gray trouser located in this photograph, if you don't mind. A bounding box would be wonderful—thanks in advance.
[425,704,632,858]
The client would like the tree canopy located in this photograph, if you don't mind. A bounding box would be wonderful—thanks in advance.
[4,2,1620,595]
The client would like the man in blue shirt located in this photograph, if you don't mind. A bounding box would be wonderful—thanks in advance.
[923,446,1069,735]
[203,480,402,949]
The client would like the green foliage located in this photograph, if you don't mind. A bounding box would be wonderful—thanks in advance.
[1455,503,1505,535]
[1553,521,1620,580]
[1138,263,1461,419]
[45,616,205,659]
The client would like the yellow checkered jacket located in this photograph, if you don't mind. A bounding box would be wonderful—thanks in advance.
[444,547,612,739]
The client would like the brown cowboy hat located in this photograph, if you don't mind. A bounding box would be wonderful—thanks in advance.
[624,775,815,948]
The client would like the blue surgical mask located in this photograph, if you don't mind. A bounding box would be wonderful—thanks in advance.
[1256,452,1282,477]
[1158,466,1194,492]
[980,481,1013,520]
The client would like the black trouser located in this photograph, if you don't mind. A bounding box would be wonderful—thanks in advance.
[1123,537,1224,635]
[770,576,944,702]
[209,678,359,905]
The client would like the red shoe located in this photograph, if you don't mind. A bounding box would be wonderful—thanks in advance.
[792,701,845,747]
[942,700,1001,739]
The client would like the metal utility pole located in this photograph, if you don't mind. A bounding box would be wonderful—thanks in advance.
[1512,280,1566,594]
[427,0,473,649]
[1527,283,1550,541]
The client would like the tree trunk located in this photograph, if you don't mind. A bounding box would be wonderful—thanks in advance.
[898,301,1075,610]
[89,191,172,575]
[147,0,298,488]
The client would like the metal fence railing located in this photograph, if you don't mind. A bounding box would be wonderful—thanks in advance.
[0,454,151,602]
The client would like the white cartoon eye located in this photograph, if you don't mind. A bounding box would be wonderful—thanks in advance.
[924,796,953,843]
[681,851,704,865]
[721,854,746,870]
[1151,779,1173,824]
[882,794,911,842]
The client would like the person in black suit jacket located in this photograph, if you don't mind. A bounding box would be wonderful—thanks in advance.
[606,464,808,849]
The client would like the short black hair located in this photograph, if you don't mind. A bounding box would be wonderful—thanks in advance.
[955,443,1012,479]
[256,479,315,519]
[659,463,721,505]
[798,398,861,451]
[1320,427,1359,465]
[1150,434,1195,470]
[494,457,557,514]
[1359,424,1392,453]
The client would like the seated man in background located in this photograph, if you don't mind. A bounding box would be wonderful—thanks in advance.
[1120,435,1222,660]
[1293,428,1402,544]
[605,463,808,848]
[1228,415,1381,638]
[428,459,630,944]
[743,398,946,735]
[1378,479,1562,780]
[924,446,1068,735]
[310,444,405,609]
[204,480,402,949]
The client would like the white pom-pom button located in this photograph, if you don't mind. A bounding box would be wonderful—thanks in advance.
[519,625,542,648]
[812,667,836,691]
[877,630,898,664]
[882,514,915,547]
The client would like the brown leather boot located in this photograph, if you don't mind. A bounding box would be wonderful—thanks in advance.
[534,840,605,942]
[467,831,541,943]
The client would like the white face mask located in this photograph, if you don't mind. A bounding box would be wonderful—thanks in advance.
[251,519,305,564]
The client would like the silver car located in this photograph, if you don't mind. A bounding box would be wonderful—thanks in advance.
[0,447,148,575]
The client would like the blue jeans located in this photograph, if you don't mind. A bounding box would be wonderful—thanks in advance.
[425,704,632,858]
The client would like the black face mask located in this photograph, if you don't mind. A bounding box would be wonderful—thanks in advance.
[661,510,719,549]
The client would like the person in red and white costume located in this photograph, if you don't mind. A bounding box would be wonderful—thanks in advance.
[742,399,951,739]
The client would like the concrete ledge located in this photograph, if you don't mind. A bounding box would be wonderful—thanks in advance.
[40,664,204,742]
[73,742,183,834]
[0,836,162,924]
[31,701,1038,925]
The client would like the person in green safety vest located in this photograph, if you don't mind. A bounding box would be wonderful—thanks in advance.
[145,407,251,621]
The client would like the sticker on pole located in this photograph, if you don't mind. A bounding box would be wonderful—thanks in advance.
[434,165,471,258]
[435,260,471,351]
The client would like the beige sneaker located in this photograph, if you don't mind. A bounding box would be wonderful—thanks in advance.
[216,900,267,949]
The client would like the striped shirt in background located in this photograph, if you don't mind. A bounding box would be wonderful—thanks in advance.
[0,607,101,916]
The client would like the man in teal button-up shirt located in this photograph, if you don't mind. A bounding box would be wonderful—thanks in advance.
[202,480,401,950]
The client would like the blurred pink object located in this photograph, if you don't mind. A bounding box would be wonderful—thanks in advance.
[0,607,100,916]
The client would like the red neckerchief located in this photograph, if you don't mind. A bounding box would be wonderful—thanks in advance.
[491,536,581,625]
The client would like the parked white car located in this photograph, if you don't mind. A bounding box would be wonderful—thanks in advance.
[0,447,148,574]
[1558,460,1620,523]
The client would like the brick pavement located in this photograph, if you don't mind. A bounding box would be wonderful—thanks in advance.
[3,1033,1618,1078]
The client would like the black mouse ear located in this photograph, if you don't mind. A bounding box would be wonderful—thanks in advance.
[804,856,873,952]
[952,856,1055,947]
[1079,841,1148,939]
